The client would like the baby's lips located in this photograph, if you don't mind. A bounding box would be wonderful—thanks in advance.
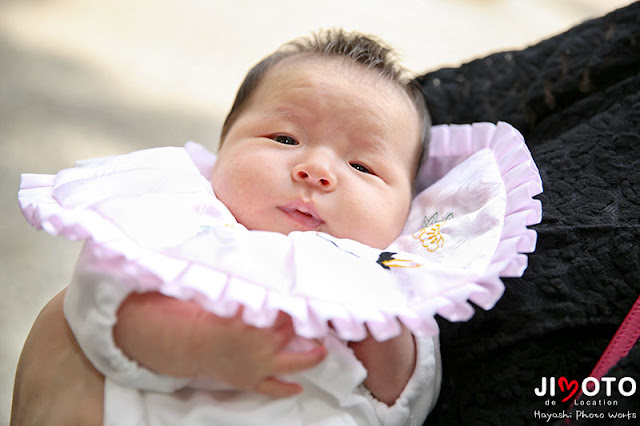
[278,200,325,229]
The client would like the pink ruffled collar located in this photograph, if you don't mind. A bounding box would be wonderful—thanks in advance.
[19,122,542,341]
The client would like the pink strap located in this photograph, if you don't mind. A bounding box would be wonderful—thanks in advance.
[567,295,640,421]
[589,294,640,381]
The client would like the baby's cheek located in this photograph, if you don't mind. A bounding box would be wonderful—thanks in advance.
[210,169,244,217]
[379,221,407,249]
[358,205,409,249]
[377,198,412,248]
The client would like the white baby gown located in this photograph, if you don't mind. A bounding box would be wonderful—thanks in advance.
[19,122,542,425]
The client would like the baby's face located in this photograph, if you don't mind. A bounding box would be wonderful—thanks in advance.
[211,55,422,249]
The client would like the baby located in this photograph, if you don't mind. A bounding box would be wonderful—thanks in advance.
[20,29,440,425]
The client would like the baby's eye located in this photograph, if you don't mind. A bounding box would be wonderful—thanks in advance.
[350,163,372,174]
[271,135,299,145]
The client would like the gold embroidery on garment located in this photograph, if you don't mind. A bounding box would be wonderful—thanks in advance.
[413,222,445,252]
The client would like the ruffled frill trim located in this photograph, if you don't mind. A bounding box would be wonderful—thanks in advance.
[382,121,542,336]
[423,122,542,281]
[431,122,541,312]
[18,122,542,341]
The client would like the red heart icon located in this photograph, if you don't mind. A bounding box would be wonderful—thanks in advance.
[558,377,579,402]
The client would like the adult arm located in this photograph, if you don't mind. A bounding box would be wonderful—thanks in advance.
[11,289,104,426]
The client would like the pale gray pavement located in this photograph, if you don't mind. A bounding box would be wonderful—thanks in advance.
[1,1,633,423]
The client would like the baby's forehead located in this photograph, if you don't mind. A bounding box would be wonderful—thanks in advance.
[264,54,395,90]
[260,59,413,119]
[256,55,418,120]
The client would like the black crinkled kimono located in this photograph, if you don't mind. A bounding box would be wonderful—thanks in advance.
[415,2,640,425]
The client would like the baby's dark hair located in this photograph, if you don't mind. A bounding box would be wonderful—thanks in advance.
[219,29,431,172]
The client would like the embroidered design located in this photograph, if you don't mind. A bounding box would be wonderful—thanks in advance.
[376,252,422,269]
[413,211,453,253]
[413,225,445,252]
[422,212,453,228]
[198,223,235,233]
[315,233,360,258]
[197,225,215,235]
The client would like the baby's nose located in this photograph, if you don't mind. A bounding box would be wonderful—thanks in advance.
[292,160,337,191]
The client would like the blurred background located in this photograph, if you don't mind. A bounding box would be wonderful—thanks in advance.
[1,0,634,423]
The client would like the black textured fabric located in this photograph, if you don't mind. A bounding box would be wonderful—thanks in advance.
[415,3,640,425]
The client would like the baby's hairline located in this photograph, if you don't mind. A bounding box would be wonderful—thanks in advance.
[219,30,429,145]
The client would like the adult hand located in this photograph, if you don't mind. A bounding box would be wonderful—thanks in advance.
[11,289,104,426]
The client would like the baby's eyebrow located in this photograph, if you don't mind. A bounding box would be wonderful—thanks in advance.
[257,106,308,127]
[264,106,298,118]
[260,104,391,155]
[352,134,389,156]
[264,105,310,119]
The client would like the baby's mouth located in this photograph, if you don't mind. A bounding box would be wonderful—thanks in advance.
[278,202,324,229]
